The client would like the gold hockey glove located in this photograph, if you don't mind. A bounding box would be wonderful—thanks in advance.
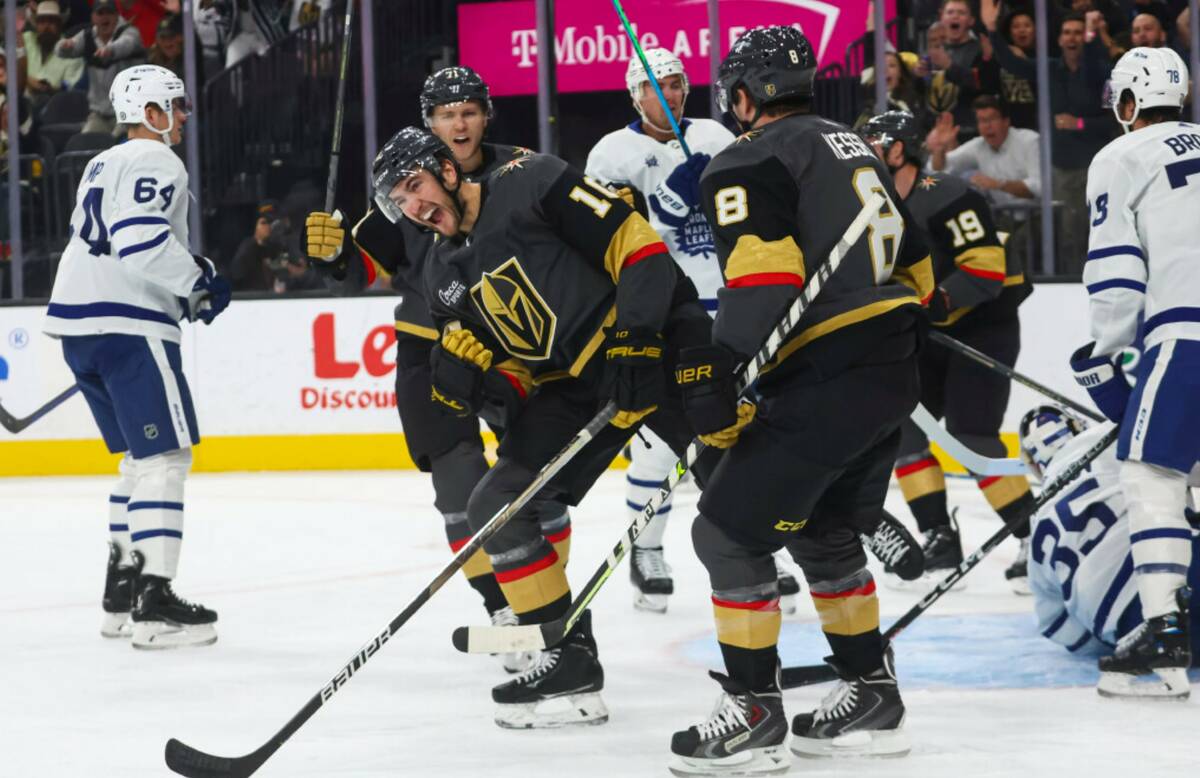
[699,402,757,449]
[305,210,345,262]
[430,328,493,417]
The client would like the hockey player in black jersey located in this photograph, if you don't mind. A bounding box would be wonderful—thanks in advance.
[858,110,1034,593]
[302,67,568,674]
[371,125,714,729]
[667,28,935,775]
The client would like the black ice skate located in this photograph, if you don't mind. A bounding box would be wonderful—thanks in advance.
[1004,537,1031,595]
[790,651,910,758]
[631,545,674,613]
[775,553,801,615]
[491,610,607,728]
[130,552,218,650]
[101,542,137,639]
[669,671,790,777]
[885,512,965,592]
[864,511,924,581]
[1098,587,1192,700]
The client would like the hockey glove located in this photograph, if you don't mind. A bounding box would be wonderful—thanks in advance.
[675,343,753,447]
[603,327,664,429]
[305,210,345,263]
[185,255,231,325]
[926,286,952,324]
[430,328,493,417]
[1070,342,1132,423]
[649,153,712,227]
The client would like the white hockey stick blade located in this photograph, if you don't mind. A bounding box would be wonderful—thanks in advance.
[456,622,547,654]
[911,404,1027,476]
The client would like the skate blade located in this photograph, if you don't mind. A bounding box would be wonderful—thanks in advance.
[634,590,670,614]
[1097,668,1191,700]
[101,612,132,639]
[779,594,797,616]
[131,622,218,650]
[883,570,966,594]
[669,745,790,776]
[790,727,910,758]
[494,692,609,729]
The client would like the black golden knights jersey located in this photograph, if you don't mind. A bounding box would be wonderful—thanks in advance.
[344,143,533,340]
[903,170,1030,327]
[699,113,934,382]
[425,153,694,384]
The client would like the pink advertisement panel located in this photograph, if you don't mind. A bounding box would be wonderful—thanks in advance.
[458,0,896,97]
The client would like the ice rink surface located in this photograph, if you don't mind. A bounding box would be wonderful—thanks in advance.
[4,471,1199,777]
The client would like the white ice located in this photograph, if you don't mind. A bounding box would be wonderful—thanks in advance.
[4,473,1198,777]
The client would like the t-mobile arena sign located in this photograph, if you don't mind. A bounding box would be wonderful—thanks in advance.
[458,0,895,97]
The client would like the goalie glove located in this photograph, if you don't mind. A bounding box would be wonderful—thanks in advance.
[305,210,346,263]
[1070,342,1131,423]
[430,327,493,417]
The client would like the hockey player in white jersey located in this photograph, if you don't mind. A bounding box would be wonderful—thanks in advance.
[1022,407,1200,695]
[1069,46,1199,697]
[43,65,230,649]
[585,48,741,613]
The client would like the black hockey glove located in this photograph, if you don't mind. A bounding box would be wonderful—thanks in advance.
[675,344,756,448]
[926,286,952,324]
[603,327,665,429]
[430,329,492,417]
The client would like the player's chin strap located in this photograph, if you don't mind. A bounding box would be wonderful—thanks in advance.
[141,101,178,146]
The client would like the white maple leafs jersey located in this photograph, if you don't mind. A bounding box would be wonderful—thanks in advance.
[1028,424,1139,653]
[45,139,199,344]
[586,118,735,311]
[1084,121,1200,358]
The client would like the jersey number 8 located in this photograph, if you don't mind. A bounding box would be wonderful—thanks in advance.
[851,168,904,282]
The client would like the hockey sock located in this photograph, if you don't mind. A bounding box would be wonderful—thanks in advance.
[127,449,190,579]
[978,475,1034,539]
[540,509,572,568]
[627,428,679,549]
[895,451,950,532]
[491,537,571,625]
[712,582,782,693]
[443,510,507,614]
[108,454,136,564]
[809,569,885,677]
[1122,460,1193,619]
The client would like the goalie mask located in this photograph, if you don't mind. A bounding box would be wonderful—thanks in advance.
[1019,405,1085,480]
[371,127,462,226]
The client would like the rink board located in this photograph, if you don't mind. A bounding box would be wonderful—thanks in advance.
[0,284,1093,476]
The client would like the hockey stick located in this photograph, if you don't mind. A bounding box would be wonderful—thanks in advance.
[612,0,693,158]
[0,385,79,434]
[324,0,355,211]
[779,424,1120,689]
[451,192,888,656]
[164,402,617,778]
[927,330,1104,423]
[911,404,1028,476]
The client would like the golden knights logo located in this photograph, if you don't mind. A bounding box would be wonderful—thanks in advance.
[496,156,530,177]
[470,258,557,361]
[734,129,763,145]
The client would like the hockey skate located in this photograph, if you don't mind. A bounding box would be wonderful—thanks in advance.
[863,511,924,581]
[492,610,608,728]
[775,553,800,615]
[101,542,136,638]
[791,651,909,758]
[1097,587,1192,700]
[669,671,790,777]
[130,553,218,650]
[884,512,965,592]
[490,606,537,673]
[1004,537,1031,595]
[632,545,674,613]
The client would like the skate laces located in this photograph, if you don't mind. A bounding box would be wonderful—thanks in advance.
[814,679,859,722]
[490,606,519,628]
[869,524,908,566]
[635,547,671,580]
[512,647,560,683]
[696,693,750,740]
[161,581,203,612]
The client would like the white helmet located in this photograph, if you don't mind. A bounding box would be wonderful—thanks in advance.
[1018,405,1085,480]
[110,64,189,144]
[1106,46,1189,133]
[625,47,689,114]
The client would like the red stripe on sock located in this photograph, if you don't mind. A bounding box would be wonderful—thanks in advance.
[544,526,572,545]
[494,550,560,583]
[895,457,939,478]
[809,580,877,600]
[448,538,470,553]
[978,476,1001,489]
[711,596,781,611]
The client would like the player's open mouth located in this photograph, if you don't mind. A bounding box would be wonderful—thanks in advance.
[423,206,443,226]
[453,136,470,147]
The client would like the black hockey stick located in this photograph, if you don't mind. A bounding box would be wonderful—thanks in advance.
[324,0,355,212]
[927,330,1104,423]
[451,192,888,656]
[0,385,79,434]
[164,403,618,777]
[779,424,1119,689]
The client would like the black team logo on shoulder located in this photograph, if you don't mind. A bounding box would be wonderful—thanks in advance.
[470,257,557,361]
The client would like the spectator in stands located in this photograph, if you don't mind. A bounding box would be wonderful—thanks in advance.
[1130,11,1170,46]
[114,1,180,49]
[926,94,1041,269]
[984,9,1113,274]
[231,199,284,291]
[147,12,183,78]
[927,0,984,139]
[55,0,145,136]
[854,50,933,135]
[22,2,84,112]
[978,2,1037,128]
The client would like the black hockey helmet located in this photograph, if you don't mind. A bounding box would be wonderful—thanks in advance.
[717,26,816,119]
[371,126,461,224]
[420,66,493,125]
[858,110,923,165]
